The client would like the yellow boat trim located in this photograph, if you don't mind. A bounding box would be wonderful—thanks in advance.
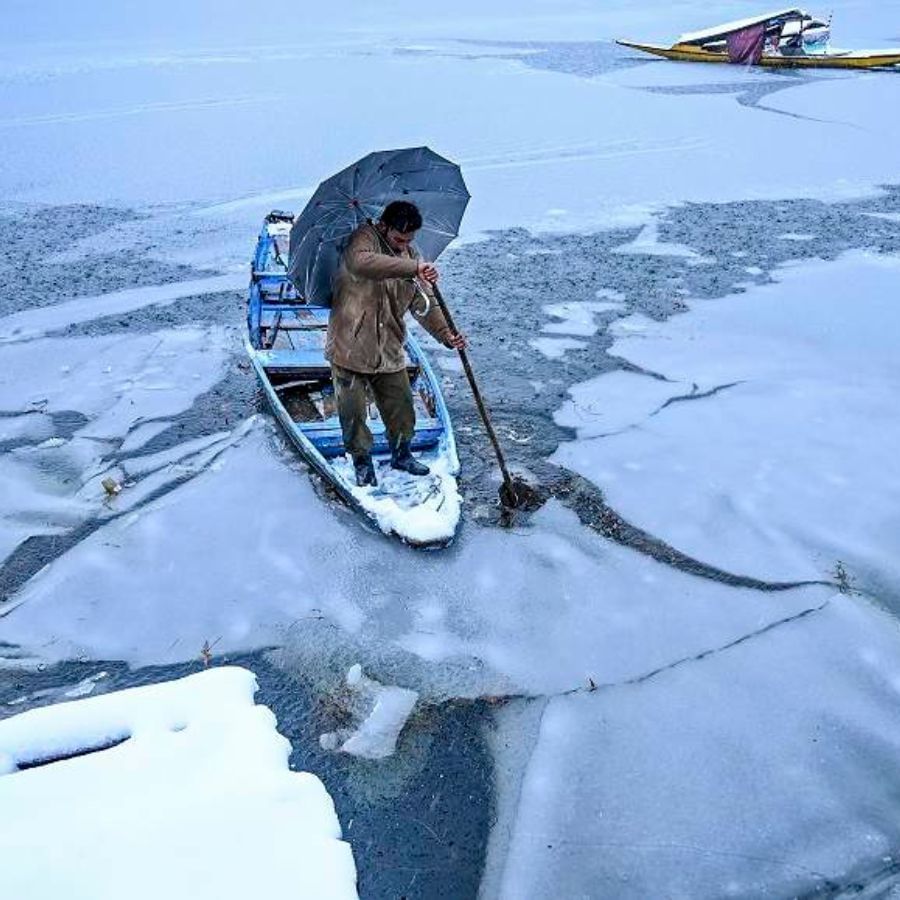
[616,39,900,69]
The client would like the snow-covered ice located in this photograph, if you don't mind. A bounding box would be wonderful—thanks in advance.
[0,330,229,434]
[540,298,624,336]
[0,667,358,900]
[529,336,588,360]
[0,429,833,696]
[0,275,245,345]
[2,2,898,265]
[0,328,231,566]
[553,251,900,591]
[496,595,900,899]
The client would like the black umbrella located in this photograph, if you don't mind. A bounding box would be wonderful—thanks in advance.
[288,146,470,305]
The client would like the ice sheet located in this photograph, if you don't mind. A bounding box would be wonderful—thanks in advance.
[0,329,230,565]
[0,427,834,701]
[553,251,900,591]
[0,274,245,344]
[497,595,900,898]
[0,667,358,900]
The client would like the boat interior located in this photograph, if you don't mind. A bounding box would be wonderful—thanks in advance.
[679,11,831,55]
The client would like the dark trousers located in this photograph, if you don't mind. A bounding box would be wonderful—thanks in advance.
[331,364,415,461]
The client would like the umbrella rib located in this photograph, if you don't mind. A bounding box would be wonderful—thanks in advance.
[309,206,357,232]
[291,149,469,302]
[364,170,462,188]
[362,178,468,198]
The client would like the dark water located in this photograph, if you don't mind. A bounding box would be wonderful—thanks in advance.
[0,204,209,318]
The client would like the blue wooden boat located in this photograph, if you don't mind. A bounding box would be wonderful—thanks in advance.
[246,211,462,547]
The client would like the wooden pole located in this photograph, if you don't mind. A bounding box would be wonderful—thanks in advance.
[426,282,518,499]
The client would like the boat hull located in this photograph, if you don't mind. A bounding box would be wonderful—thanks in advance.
[617,39,900,69]
[246,214,462,548]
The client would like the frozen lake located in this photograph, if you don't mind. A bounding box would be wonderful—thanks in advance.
[2,1,900,896]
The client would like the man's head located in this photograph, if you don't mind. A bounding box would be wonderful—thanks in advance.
[378,200,423,252]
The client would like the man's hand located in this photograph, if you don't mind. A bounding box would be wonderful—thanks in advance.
[447,331,468,351]
[417,260,439,284]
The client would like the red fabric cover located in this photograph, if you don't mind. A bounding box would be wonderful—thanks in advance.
[726,23,766,64]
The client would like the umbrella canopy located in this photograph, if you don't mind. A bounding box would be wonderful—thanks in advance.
[288,147,470,305]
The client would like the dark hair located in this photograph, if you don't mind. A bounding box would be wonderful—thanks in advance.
[380,200,422,233]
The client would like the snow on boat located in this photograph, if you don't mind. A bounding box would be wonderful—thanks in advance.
[618,8,900,69]
[246,212,461,548]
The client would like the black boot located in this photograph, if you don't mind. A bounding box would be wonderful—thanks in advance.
[353,454,378,487]
[391,440,430,476]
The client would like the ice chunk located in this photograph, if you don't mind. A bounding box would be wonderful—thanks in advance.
[119,420,173,454]
[613,220,706,259]
[554,370,688,437]
[540,299,625,337]
[0,274,245,345]
[528,336,587,359]
[62,671,109,698]
[320,665,419,761]
[339,686,418,760]
[0,412,53,445]
[346,663,363,687]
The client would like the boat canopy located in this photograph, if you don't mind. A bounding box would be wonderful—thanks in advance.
[678,8,815,45]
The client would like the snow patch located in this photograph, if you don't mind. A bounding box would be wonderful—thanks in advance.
[335,453,462,546]
[613,220,706,259]
[0,667,358,899]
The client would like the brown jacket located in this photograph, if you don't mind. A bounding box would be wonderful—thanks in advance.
[325,223,454,374]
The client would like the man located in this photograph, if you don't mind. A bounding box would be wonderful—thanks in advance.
[326,200,467,487]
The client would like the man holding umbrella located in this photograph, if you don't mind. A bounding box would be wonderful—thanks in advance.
[288,148,472,488]
[327,200,467,487]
